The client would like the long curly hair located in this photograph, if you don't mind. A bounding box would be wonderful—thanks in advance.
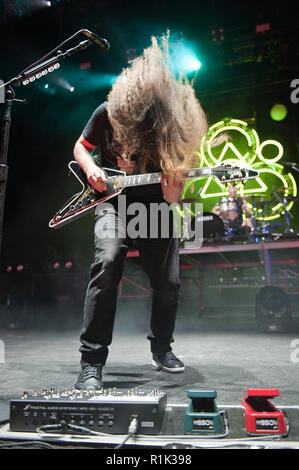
[107,33,209,176]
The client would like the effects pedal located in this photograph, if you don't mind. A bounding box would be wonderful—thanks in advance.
[242,388,289,436]
[10,387,167,435]
[184,390,228,435]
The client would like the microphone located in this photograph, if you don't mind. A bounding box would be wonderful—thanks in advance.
[82,30,110,51]
[281,162,299,168]
[281,161,299,174]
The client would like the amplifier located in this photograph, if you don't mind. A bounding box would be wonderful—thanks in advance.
[10,388,167,435]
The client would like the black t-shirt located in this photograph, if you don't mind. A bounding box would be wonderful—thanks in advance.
[82,102,164,202]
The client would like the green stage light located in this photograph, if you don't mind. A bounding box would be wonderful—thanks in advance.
[270,103,287,121]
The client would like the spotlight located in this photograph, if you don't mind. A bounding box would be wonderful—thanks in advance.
[53,262,60,270]
[65,261,73,269]
[6,266,13,273]
[40,83,56,95]
[256,285,292,331]
[53,76,75,93]
[171,41,203,75]
[270,103,287,121]
[80,62,91,70]
[16,265,24,272]
[188,59,202,71]
[179,51,202,73]
[210,27,225,45]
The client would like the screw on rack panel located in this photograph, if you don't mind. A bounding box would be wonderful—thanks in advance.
[242,388,289,436]
[184,390,229,436]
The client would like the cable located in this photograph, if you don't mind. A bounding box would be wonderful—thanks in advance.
[36,421,107,436]
[36,417,140,449]
[0,440,56,449]
[114,418,139,449]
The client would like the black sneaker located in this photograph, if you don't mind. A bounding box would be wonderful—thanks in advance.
[152,351,185,373]
[74,363,103,391]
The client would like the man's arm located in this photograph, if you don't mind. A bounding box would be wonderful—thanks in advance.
[74,135,107,192]
[211,204,220,215]
[241,198,252,218]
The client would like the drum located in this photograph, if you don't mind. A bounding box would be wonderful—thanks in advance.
[219,197,239,221]
[187,212,225,240]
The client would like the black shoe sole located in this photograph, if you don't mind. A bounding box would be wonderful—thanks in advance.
[152,359,185,373]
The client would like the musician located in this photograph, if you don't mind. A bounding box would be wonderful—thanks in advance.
[73,33,210,390]
[212,184,253,233]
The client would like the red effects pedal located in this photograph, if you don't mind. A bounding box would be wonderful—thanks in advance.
[242,388,289,436]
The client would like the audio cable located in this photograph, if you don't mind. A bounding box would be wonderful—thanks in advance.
[114,418,139,449]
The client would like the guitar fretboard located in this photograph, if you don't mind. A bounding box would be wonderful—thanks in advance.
[120,168,212,187]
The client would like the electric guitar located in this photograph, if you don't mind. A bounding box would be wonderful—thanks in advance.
[49,158,259,229]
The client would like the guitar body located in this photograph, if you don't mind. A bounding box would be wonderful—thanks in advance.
[49,162,125,229]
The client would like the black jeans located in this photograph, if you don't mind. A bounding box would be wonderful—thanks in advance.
[79,197,181,365]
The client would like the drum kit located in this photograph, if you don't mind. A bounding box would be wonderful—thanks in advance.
[181,186,298,243]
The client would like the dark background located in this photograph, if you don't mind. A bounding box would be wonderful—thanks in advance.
[0,0,299,274]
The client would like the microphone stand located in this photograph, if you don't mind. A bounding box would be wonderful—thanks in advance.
[0,32,95,255]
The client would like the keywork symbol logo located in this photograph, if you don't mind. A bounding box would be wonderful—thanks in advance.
[0,80,4,104]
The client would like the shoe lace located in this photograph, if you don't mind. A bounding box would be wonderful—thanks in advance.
[81,366,102,381]
[164,351,176,360]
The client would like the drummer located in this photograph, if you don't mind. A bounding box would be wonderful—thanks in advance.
[212,184,253,232]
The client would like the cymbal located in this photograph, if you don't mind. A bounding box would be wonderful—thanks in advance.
[248,194,270,198]
[253,200,274,207]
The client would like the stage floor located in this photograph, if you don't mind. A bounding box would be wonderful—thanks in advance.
[1,312,299,448]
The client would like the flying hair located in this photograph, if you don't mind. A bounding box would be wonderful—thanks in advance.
[107,32,224,176]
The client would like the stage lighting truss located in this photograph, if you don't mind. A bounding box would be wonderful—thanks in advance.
[182,118,297,222]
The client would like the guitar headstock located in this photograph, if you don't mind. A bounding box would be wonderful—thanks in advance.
[212,164,259,184]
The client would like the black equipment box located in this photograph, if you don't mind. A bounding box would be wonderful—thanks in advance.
[10,388,167,435]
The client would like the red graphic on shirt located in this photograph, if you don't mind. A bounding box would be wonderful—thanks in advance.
[117,157,136,174]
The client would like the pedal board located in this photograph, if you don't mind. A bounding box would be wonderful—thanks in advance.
[9,388,167,435]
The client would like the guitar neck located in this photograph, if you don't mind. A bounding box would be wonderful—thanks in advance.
[121,168,212,188]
